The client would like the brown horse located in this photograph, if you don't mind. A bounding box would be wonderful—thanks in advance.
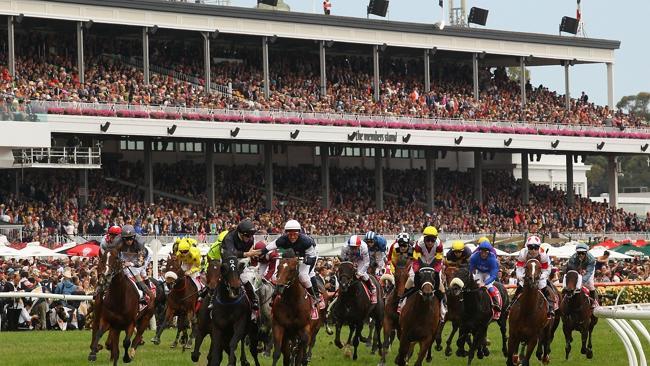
[395,267,442,366]
[271,252,313,366]
[560,270,597,360]
[379,258,411,366]
[507,259,555,366]
[191,259,221,363]
[88,248,140,365]
[151,255,199,350]
[440,264,468,357]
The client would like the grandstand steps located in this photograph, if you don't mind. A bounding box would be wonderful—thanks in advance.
[104,177,201,205]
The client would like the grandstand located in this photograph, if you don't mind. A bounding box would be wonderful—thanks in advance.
[0,0,647,244]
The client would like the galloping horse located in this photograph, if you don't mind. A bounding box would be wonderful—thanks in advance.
[256,275,276,357]
[560,270,597,360]
[379,258,411,366]
[88,248,140,365]
[440,264,467,357]
[507,259,558,366]
[271,251,313,366]
[448,267,509,365]
[395,267,442,366]
[191,259,221,363]
[151,255,199,350]
[208,256,260,366]
[332,261,384,360]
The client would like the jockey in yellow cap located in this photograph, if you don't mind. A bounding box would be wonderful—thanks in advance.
[175,238,204,292]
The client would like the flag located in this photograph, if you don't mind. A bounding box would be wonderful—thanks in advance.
[576,0,581,22]
[439,0,443,8]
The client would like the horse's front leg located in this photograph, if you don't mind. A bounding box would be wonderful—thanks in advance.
[499,316,509,358]
[271,324,284,366]
[184,310,196,350]
[580,327,589,356]
[152,305,172,345]
[88,319,109,361]
[466,331,479,366]
[352,321,362,360]
[227,318,247,366]
[334,319,344,349]
[445,321,457,356]
[415,337,434,366]
[209,329,224,366]
[123,323,136,363]
[563,322,573,360]
[586,319,596,359]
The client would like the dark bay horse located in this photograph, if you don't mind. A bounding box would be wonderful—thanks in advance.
[379,258,411,366]
[271,253,313,366]
[191,259,221,363]
[448,267,509,366]
[208,256,260,366]
[151,255,199,350]
[88,249,140,365]
[507,259,557,366]
[440,264,468,357]
[332,261,384,361]
[395,267,442,366]
[560,270,597,360]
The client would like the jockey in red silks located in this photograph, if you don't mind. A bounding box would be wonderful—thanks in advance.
[340,234,377,302]
[514,235,555,317]
[100,225,121,255]
[251,240,279,282]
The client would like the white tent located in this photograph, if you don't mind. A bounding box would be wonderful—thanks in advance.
[589,246,633,260]
[53,242,79,254]
[0,245,20,257]
[17,242,67,258]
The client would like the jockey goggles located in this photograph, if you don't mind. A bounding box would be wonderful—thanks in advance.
[423,235,437,243]
[179,249,189,254]
[527,244,540,250]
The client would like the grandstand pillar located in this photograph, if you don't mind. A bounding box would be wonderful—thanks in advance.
[520,57,526,107]
[14,170,19,198]
[472,53,479,100]
[566,154,574,207]
[262,37,270,98]
[7,16,15,77]
[373,45,380,102]
[202,32,211,93]
[319,41,327,97]
[375,148,384,210]
[264,143,273,210]
[607,62,614,110]
[425,149,435,213]
[424,49,431,93]
[206,142,215,209]
[79,169,88,208]
[521,153,529,205]
[564,63,570,110]
[142,27,150,86]
[76,22,84,85]
[608,155,619,208]
[320,144,330,209]
[144,140,153,204]
[473,151,483,202]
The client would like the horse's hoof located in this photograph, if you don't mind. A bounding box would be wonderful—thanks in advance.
[586,350,593,359]
[151,337,160,345]
[456,349,467,357]
[128,347,136,360]
[170,343,177,349]
[542,355,550,365]
[123,354,132,364]
[581,348,587,355]
[97,345,104,352]
[426,355,432,362]
[435,344,442,352]
[88,353,97,362]
[335,341,344,349]
[512,354,520,365]
[241,360,250,366]
[483,347,490,357]
[445,348,452,357]
[191,352,201,362]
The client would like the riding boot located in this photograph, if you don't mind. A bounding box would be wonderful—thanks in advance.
[207,288,217,310]
[513,285,523,300]
[541,287,555,318]
[308,285,320,302]
[137,281,153,306]
[589,289,599,306]
[488,289,501,312]
[244,281,259,311]
[437,292,448,320]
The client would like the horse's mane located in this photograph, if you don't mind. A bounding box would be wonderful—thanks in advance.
[281,248,297,259]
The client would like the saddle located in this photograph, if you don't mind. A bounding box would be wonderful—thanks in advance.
[360,281,378,304]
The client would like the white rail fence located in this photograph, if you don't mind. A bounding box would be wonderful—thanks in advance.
[594,303,650,366]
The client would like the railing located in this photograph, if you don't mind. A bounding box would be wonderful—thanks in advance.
[594,303,650,366]
[12,147,102,168]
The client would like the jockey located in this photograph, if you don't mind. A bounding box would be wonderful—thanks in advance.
[216,219,260,313]
[474,236,498,257]
[386,232,413,275]
[261,220,320,303]
[514,235,555,317]
[99,225,121,255]
[563,243,598,304]
[175,238,204,293]
[112,224,153,306]
[252,240,279,282]
[340,235,376,302]
[469,241,501,312]
[364,231,387,275]
[206,230,228,264]
[444,240,472,267]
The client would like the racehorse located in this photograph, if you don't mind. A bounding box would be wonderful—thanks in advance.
[440,264,468,357]
[191,258,221,363]
[379,258,411,366]
[560,270,597,360]
[208,256,260,366]
[88,248,140,365]
[271,250,313,366]
[395,267,442,366]
[256,274,276,357]
[507,259,558,366]
[151,255,199,350]
[331,261,384,361]
[448,267,509,365]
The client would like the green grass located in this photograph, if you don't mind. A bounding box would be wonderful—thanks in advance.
[0,320,645,366]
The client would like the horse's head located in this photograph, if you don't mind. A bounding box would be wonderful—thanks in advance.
[275,251,299,296]
[394,259,412,297]
[221,256,242,299]
[205,259,222,290]
[524,259,542,289]
[448,267,472,296]
[418,267,436,301]
[563,270,581,296]
[444,265,460,287]
[98,248,122,289]
[164,256,186,289]
[54,304,69,322]
[337,261,357,293]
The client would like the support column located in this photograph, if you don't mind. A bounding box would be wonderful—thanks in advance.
[425,149,435,213]
[374,148,384,210]
[320,144,330,209]
[566,154,574,207]
[79,169,88,208]
[142,27,150,85]
[7,16,15,77]
[373,45,380,102]
[14,170,20,198]
[424,49,431,93]
[606,62,614,110]
[473,151,482,203]
[262,37,270,98]
[264,143,273,210]
[206,141,215,208]
[564,63,570,110]
[608,155,618,208]
[319,41,327,97]
[203,32,211,93]
[472,52,479,100]
[521,153,529,205]
[520,56,526,108]
[76,22,84,84]
[144,140,153,204]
